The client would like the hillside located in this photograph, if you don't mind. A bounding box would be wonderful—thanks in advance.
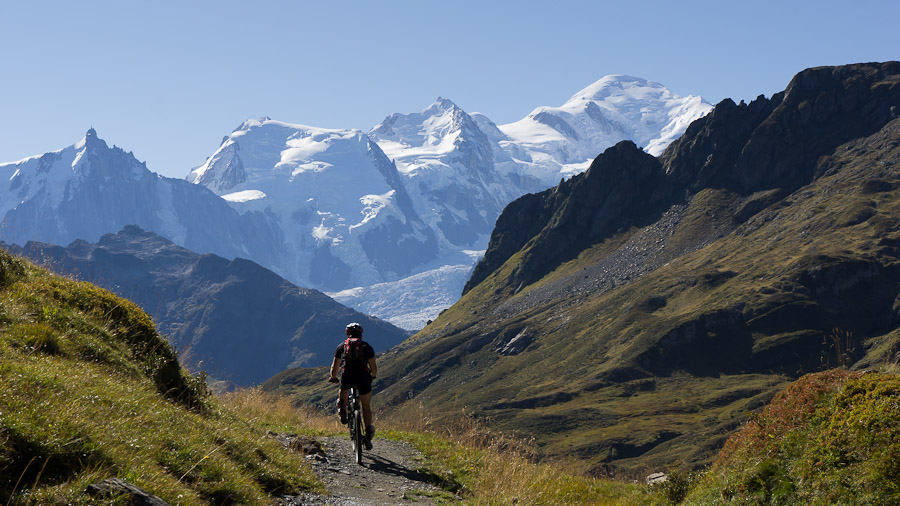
[266,62,900,473]
[0,247,674,505]
[685,370,900,505]
[0,248,321,504]
[4,241,898,503]
[5,226,409,385]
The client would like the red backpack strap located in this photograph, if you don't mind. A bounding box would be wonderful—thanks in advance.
[342,338,351,373]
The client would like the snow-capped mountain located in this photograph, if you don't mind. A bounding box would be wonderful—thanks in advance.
[369,98,546,248]
[0,128,284,269]
[187,118,438,290]
[1,75,711,331]
[494,75,712,180]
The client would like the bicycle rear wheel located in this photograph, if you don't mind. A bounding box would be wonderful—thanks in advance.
[353,406,363,464]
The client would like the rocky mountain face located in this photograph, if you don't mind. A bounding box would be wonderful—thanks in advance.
[464,140,669,294]
[469,62,900,294]
[268,62,900,473]
[7,226,409,385]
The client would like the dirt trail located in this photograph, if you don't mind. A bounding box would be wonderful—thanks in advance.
[276,436,455,505]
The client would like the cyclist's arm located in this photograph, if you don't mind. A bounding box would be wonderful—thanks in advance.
[329,356,340,380]
[368,358,377,379]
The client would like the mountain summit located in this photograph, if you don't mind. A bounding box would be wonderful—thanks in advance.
[0,128,281,264]
[495,75,712,180]
[370,97,544,248]
[187,118,438,291]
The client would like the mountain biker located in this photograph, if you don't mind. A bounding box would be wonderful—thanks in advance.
[330,322,377,449]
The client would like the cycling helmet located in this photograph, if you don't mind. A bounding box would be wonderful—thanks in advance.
[345,322,363,338]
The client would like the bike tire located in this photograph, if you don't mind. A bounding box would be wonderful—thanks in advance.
[353,407,363,465]
[348,412,356,453]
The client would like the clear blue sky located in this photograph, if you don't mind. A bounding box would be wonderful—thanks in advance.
[1,0,897,177]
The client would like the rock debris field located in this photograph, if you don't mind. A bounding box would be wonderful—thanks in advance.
[495,204,697,317]
[276,436,456,506]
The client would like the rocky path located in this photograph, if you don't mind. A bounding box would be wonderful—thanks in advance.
[276,436,456,506]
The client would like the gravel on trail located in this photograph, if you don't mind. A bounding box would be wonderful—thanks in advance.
[275,436,456,506]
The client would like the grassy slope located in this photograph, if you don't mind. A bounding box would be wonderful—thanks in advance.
[0,247,673,506]
[0,250,321,505]
[684,369,900,505]
[268,117,900,475]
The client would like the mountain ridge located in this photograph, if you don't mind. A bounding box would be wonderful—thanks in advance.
[468,62,900,297]
[267,62,900,473]
[0,74,711,329]
[5,225,410,385]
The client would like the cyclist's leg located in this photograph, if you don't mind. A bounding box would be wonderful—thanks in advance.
[339,374,353,407]
[360,391,374,450]
[337,385,349,423]
[360,391,373,429]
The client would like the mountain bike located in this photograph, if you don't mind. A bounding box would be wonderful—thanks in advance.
[330,378,366,465]
[347,385,364,465]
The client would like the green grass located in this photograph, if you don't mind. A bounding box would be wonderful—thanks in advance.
[684,370,900,505]
[0,250,322,505]
[378,413,665,506]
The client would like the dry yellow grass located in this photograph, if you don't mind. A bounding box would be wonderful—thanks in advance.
[219,387,343,435]
[380,403,659,505]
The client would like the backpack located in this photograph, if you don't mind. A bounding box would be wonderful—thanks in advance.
[342,338,369,375]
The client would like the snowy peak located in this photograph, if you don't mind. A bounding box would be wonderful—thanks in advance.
[0,129,266,260]
[370,97,480,157]
[187,115,439,290]
[0,129,144,220]
[497,74,713,180]
[190,116,396,208]
[189,118,378,194]
[73,127,109,152]
[369,98,532,249]
[566,74,664,104]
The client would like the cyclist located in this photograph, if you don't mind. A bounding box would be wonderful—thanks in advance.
[329,322,377,449]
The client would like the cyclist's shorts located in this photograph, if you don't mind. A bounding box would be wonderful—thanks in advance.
[341,372,372,396]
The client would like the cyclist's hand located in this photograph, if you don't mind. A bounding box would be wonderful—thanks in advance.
[328,377,339,383]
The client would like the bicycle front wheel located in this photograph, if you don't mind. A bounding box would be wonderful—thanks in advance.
[353,408,363,464]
